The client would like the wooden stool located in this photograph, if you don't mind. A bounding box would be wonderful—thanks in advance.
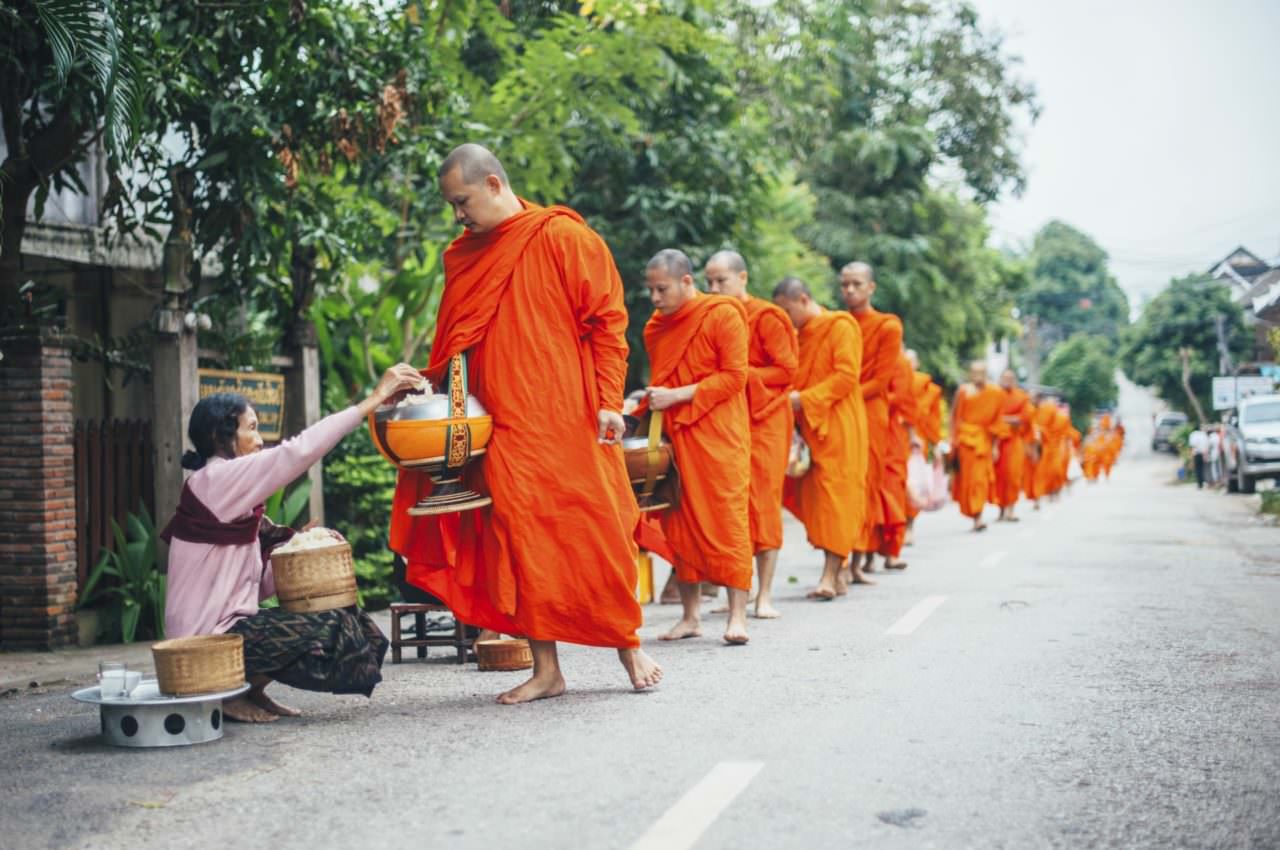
[389,603,472,665]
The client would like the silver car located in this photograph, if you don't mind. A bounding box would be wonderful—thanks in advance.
[1224,393,1280,493]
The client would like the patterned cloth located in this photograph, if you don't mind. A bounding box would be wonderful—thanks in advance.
[228,607,388,697]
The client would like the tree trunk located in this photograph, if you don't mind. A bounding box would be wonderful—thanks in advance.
[1179,347,1208,427]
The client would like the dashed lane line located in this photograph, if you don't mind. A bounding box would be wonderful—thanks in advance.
[885,595,948,636]
[628,761,765,850]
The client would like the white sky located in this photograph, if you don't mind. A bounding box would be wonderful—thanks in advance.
[971,0,1280,307]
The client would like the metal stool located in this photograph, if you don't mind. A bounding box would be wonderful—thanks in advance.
[389,602,472,664]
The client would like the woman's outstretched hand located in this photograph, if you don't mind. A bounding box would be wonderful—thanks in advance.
[358,363,427,416]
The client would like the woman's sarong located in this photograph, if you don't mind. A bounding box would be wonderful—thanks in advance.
[228,607,388,697]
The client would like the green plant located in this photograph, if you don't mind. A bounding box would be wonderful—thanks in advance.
[78,507,165,643]
[266,478,312,528]
[1260,490,1280,516]
[324,429,400,610]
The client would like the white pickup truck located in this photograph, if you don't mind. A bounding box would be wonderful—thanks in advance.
[1224,393,1280,493]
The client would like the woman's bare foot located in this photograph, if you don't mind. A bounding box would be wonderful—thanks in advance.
[723,614,750,645]
[617,648,663,691]
[249,689,301,717]
[659,618,703,640]
[223,696,278,723]
[754,599,782,618]
[496,671,566,705]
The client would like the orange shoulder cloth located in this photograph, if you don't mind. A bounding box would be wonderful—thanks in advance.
[644,295,748,386]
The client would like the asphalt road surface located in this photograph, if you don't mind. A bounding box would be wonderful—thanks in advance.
[3,378,1278,850]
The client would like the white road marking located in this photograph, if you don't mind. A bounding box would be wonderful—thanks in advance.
[979,550,1008,569]
[629,761,765,850]
[885,595,948,636]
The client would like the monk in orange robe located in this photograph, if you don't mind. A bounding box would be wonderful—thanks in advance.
[705,251,797,619]
[1029,396,1060,505]
[389,144,661,704]
[773,276,868,600]
[993,369,1035,522]
[904,350,943,545]
[879,350,915,568]
[840,261,903,583]
[643,249,753,645]
[949,361,1007,531]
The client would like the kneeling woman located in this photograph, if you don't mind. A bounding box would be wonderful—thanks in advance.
[162,363,423,722]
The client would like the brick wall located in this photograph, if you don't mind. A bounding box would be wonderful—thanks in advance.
[0,329,78,649]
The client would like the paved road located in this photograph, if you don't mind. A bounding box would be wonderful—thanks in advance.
[3,379,1278,850]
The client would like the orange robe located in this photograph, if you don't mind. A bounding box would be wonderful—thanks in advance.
[906,370,943,521]
[1029,399,1059,499]
[644,295,752,590]
[950,383,1007,518]
[389,203,642,649]
[783,311,867,556]
[879,353,914,556]
[743,297,798,553]
[852,308,904,551]
[993,386,1034,508]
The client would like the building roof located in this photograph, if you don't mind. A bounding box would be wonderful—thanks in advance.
[1208,245,1272,281]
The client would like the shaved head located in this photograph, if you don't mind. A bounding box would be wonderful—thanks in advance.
[841,261,874,280]
[646,248,694,280]
[772,276,811,300]
[839,261,876,312]
[707,250,747,274]
[439,143,509,186]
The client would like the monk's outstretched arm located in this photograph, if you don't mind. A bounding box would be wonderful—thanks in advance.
[556,221,630,413]
[860,318,903,401]
[752,311,798,388]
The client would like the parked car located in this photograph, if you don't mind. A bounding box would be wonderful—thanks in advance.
[1151,410,1188,452]
[1224,394,1280,494]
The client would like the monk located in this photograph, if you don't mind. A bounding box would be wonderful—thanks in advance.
[643,249,753,645]
[993,369,1035,522]
[879,349,915,569]
[840,262,903,582]
[773,276,868,600]
[705,250,797,619]
[389,144,661,704]
[1029,394,1060,506]
[903,350,943,543]
[949,361,1007,532]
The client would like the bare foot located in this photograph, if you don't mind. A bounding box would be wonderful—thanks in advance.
[496,671,566,705]
[223,696,279,723]
[885,559,908,571]
[835,569,851,596]
[659,618,703,640]
[617,648,663,691]
[863,557,878,573]
[1006,515,1020,523]
[850,563,877,585]
[972,522,988,533]
[248,690,301,717]
[754,600,782,619]
[723,616,750,645]
[807,574,837,601]
[713,593,755,614]
[659,574,681,604]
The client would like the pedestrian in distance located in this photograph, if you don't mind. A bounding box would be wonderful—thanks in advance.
[1187,425,1209,489]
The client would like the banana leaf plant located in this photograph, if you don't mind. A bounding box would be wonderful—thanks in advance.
[78,507,165,643]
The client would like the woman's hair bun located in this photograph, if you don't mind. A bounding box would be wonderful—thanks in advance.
[180,449,207,471]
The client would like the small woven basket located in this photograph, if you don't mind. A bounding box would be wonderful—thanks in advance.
[271,541,358,614]
[152,634,246,696]
[476,638,534,672]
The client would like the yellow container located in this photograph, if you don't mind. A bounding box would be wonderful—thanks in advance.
[635,551,654,604]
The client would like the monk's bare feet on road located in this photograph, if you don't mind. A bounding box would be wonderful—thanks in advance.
[724,615,750,645]
[660,618,703,640]
[754,599,782,618]
[224,696,278,723]
[850,560,877,585]
[659,573,681,604]
[885,558,908,570]
[972,521,988,533]
[806,585,836,601]
[835,568,851,596]
[617,648,663,691]
[497,671,567,704]
[713,592,755,614]
[249,689,301,717]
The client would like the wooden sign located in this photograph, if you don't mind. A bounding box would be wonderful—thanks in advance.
[197,369,286,441]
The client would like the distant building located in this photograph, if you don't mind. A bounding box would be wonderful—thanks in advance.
[1206,245,1278,366]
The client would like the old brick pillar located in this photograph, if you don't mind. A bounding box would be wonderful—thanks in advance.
[0,328,78,649]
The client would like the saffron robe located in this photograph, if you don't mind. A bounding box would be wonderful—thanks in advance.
[879,353,914,556]
[783,311,868,557]
[993,386,1034,508]
[911,371,944,447]
[644,295,752,590]
[852,308,904,551]
[390,203,643,649]
[1028,399,1059,500]
[744,297,799,553]
[950,382,1007,518]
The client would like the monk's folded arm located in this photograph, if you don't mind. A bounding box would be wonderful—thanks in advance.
[860,318,903,401]
[799,323,859,440]
[556,222,631,412]
[676,306,748,424]
[752,311,799,389]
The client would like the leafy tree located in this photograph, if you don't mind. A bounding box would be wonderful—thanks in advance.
[1041,333,1118,432]
[1120,275,1249,418]
[1018,220,1130,352]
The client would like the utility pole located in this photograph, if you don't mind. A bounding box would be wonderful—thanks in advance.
[1023,315,1041,387]
[1214,313,1235,375]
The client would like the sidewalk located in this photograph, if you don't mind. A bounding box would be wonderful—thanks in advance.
[0,609,396,696]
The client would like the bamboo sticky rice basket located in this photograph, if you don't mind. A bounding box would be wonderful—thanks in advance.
[271,542,358,613]
[152,634,246,696]
[476,639,534,671]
